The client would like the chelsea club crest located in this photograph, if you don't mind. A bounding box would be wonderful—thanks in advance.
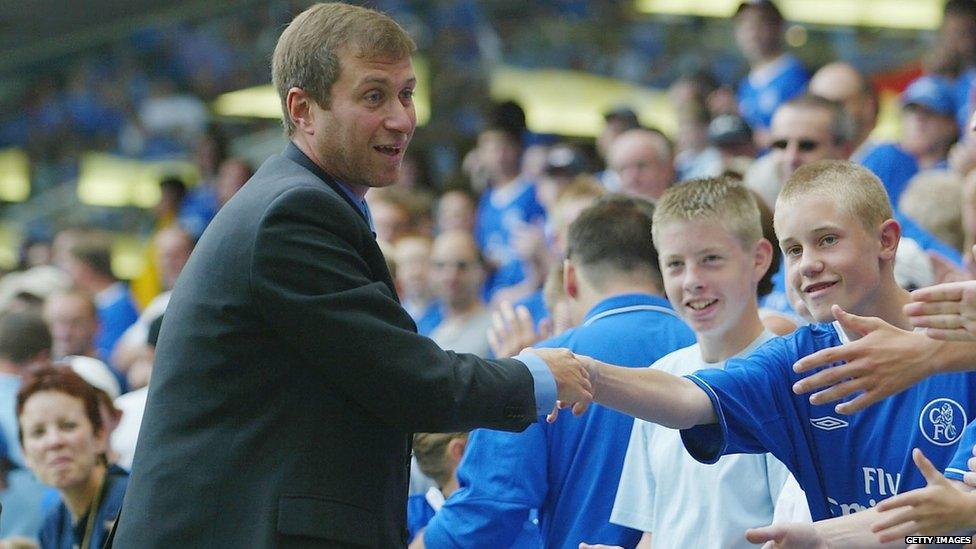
[919,398,967,446]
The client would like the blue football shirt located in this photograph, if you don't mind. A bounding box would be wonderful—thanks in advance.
[738,54,809,132]
[945,419,976,482]
[682,322,976,520]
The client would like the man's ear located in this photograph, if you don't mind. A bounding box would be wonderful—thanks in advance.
[878,218,901,261]
[563,259,578,300]
[286,87,315,135]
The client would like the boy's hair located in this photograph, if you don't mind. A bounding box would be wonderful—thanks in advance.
[413,432,468,486]
[749,189,780,298]
[567,195,662,291]
[652,176,763,253]
[777,160,893,233]
[898,170,965,252]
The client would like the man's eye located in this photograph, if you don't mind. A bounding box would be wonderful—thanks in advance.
[820,235,838,246]
[400,89,414,101]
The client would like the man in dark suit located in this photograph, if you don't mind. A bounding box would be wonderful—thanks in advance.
[110,3,591,547]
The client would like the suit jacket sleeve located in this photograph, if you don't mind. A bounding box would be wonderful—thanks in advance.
[250,185,537,432]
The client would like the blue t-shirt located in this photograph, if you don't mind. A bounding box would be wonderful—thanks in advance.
[514,289,549,331]
[945,419,976,482]
[682,322,976,521]
[738,54,809,132]
[860,143,919,205]
[423,293,696,548]
[407,492,438,544]
[474,180,546,299]
[38,469,128,549]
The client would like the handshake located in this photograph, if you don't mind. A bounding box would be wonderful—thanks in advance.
[527,348,599,420]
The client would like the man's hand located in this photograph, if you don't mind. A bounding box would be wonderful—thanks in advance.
[529,348,592,406]
[905,280,976,342]
[546,354,602,423]
[791,305,936,414]
[873,448,976,543]
[488,302,550,358]
[745,523,829,548]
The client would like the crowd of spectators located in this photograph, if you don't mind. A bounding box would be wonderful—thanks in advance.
[3,0,976,547]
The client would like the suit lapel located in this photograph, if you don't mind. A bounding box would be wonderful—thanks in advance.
[281,143,399,301]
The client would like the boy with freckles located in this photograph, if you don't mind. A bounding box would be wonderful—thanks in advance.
[567,160,976,529]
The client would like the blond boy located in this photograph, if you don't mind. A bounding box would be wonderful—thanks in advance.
[570,160,976,522]
[593,178,809,549]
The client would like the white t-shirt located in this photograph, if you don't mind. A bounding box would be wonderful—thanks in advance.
[611,332,811,548]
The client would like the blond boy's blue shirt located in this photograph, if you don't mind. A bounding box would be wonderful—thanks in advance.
[682,322,976,520]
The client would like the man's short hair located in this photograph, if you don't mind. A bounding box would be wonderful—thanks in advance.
[777,160,893,233]
[0,311,51,365]
[272,2,417,135]
[652,176,764,254]
[781,94,854,144]
[567,195,662,290]
[68,237,115,281]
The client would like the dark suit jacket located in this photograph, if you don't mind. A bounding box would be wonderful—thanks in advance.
[110,144,537,548]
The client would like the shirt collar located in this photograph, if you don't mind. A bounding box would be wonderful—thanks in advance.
[283,142,374,232]
[581,293,674,325]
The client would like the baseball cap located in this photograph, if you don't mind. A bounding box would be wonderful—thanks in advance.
[544,145,587,177]
[708,114,754,146]
[901,75,957,117]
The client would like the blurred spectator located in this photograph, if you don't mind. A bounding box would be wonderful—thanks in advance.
[0,265,70,315]
[63,238,139,366]
[707,114,757,178]
[111,314,162,471]
[368,189,414,245]
[427,231,492,356]
[747,95,852,209]
[132,176,188,308]
[474,122,546,300]
[535,144,589,212]
[0,311,52,468]
[607,128,675,201]
[596,107,641,194]
[929,0,976,80]
[808,62,880,162]
[394,236,441,336]
[861,75,959,203]
[16,366,127,549]
[733,0,809,143]
[898,170,966,253]
[435,188,477,235]
[42,290,99,363]
[0,313,56,543]
[112,227,192,374]
[674,102,723,181]
[179,126,227,239]
[215,158,253,209]
[407,432,468,544]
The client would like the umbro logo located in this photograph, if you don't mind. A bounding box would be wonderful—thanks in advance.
[810,416,849,431]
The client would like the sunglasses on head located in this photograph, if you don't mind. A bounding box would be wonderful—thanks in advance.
[770,139,821,152]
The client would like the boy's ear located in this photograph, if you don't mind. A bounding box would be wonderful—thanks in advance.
[563,259,579,300]
[752,238,774,283]
[447,436,467,465]
[878,218,901,261]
